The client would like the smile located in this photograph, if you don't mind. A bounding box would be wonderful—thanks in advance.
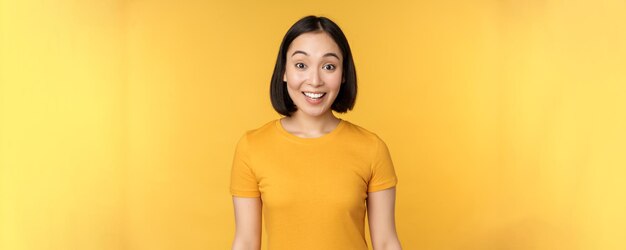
[302,92,326,99]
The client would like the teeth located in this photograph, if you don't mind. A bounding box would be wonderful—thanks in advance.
[303,92,325,99]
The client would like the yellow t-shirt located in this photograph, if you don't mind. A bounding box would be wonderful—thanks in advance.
[230,119,398,249]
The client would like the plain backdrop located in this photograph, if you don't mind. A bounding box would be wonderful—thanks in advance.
[1,0,625,249]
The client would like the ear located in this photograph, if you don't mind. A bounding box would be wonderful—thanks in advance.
[283,72,287,82]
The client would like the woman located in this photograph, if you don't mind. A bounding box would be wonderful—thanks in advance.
[230,15,402,250]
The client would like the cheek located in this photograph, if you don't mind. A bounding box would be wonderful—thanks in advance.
[285,80,302,99]
[283,72,296,88]
[322,73,343,90]
[285,70,303,87]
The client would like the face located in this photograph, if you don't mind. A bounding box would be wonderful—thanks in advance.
[283,31,343,118]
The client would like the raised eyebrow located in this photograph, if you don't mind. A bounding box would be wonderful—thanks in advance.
[290,51,340,60]
[291,50,308,57]
[323,52,341,60]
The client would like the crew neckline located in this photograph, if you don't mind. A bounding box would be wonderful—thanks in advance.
[275,118,346,144]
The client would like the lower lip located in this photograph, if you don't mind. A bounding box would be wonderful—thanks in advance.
[303,93,324,105]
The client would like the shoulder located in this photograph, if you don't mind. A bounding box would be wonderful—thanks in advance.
[236,119,280,146]
[342,120,384,140]
[341,120,386,146]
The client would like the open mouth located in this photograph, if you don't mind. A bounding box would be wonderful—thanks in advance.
[302,92,326,100]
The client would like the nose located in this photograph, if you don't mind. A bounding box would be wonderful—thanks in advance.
[307,68,323,87]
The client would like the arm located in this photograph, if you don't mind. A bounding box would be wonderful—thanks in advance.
[367,187,402,250]
[232,196,262,250]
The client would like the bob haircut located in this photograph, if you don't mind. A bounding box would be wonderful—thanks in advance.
[270,15,357,117]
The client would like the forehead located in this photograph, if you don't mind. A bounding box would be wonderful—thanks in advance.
[287,32,342,58]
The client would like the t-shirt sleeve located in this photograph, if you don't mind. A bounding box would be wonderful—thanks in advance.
[230,133,261,197]
[367,136,398,193]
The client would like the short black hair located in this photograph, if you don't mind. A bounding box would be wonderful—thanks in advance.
[270,15,357,117]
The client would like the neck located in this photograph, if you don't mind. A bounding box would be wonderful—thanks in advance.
[283,111,341,137]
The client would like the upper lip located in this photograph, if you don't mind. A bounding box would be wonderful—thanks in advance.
[302,91,326,93]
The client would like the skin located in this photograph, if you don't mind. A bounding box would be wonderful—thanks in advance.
[232,31,401,250]
[281,31,343,135]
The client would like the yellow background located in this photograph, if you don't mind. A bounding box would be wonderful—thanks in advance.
[1,0,625,249]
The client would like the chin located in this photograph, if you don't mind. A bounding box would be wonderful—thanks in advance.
[296,106,331,118]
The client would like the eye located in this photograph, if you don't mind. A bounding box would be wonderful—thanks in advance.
[295,63,306,69]
[322,64,336,71]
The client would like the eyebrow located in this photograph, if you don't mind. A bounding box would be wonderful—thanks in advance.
[291,50,341,60]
